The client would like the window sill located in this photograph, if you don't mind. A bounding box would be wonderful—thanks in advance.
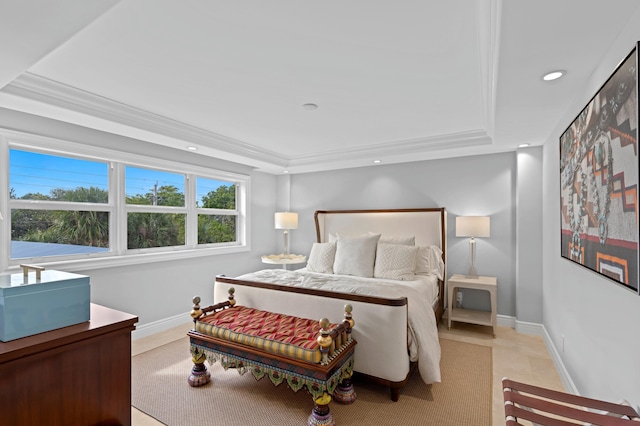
[7,245,250,274]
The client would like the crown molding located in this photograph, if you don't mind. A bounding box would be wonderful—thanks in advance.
[287,130,492,167]
[2,72,495,174]
[475,0,501,138]
[2,72,287,168]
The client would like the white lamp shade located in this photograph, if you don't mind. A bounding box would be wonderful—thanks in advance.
[456,216,490,238]
[275,212,298,230]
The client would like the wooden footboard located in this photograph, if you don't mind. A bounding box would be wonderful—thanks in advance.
[216,275,409,307]
[212,275,443,325]
[214,275,434,401]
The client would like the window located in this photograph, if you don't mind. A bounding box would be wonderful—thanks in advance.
[125,166,186,250]
[9,150,110,259]
[4,138,248,267]
[125,167,185,207]
[196,177,237,244]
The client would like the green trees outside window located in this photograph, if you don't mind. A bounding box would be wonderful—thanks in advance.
[9,149,242,259]
[11,187,110,249]
[10,184,238,253]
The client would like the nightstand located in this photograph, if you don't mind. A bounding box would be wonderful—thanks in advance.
[447,274,497,337]
[261,254,307,269]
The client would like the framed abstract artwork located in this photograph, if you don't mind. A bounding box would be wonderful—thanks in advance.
[560,42,639,293]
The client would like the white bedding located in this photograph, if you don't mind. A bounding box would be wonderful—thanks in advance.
[235,268,442,384]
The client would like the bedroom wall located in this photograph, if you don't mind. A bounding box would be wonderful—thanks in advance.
[281,152,521,318]
[516,147,543,324]
[541,10,640,407]
[0,109,279,331]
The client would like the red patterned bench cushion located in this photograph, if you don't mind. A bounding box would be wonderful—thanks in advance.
[196,306,337,364]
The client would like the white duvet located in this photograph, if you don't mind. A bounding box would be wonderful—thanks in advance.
[235,268,442,384]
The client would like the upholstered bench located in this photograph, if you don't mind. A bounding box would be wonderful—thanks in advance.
[187,288,357,426]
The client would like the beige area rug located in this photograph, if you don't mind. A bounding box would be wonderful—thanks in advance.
[132,337,492,426]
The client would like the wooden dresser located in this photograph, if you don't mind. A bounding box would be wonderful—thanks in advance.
[0,303,138,426]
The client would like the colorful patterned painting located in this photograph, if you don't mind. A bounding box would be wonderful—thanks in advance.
[560,43,639,293]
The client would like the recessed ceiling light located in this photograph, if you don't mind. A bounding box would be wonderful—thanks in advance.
[542,70,566,81]
[187,146,197,151]
[283,170,290,174]
[518,143,530,148]
[302,103,318,110]
[373,160,381,164]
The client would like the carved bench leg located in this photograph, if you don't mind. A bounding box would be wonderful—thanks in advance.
[333,372,356,404]
[307,393,335,426]
[188,348,210,387]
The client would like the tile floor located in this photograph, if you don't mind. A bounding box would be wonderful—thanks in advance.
[131,320,565,426]
[438,322,565,426]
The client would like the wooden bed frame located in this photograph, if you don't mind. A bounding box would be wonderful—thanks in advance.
[213,208,447,401]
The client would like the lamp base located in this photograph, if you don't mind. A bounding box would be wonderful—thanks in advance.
[465,266,479,279]
[283,229,290,255]
[466,238,479,278]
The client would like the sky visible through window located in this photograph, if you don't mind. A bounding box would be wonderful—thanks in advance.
[9,149,230,202]
[125,166,184,203]
[10,150,107,198]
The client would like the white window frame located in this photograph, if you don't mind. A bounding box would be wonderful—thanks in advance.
[0,131,250,273]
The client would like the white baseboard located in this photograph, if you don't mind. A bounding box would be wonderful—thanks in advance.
[515,319,544,336]
[132,311,191,340]
[541,325,578,395]
[497,314,515,328]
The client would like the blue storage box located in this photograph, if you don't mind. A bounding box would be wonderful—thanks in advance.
[0,269,90,342]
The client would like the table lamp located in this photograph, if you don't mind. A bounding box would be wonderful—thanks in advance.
[275,212,298,255]
[456,216,490,278]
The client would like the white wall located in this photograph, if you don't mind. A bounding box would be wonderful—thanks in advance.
[516,147,543,323]
[285,153,519,317]
[542,10,640,407]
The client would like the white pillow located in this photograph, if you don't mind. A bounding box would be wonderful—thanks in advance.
[415,246,431,274]
[415,245,444,280]
[374,243,419,281]
[428,245,445,279]
[333,234,381,277]
[306,242,336,274]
